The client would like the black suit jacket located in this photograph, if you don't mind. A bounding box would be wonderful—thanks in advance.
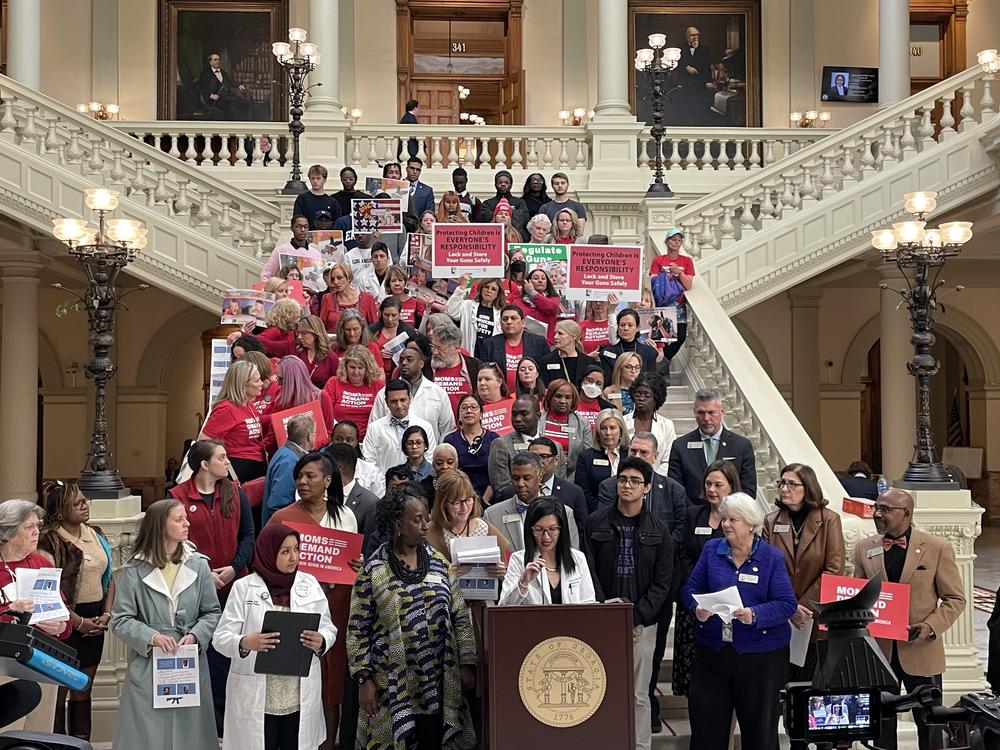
[840,474,878,500]
[667,426,757,504]
[495,479,588,541]
[575,447,615,514]
[539,350,585,388]
[678,45,714,86]
[478,332,549,371]
[198,68,241,104]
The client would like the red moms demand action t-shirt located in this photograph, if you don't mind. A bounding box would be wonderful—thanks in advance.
[323,379,380,439]
[433,362,472,412]
[503,340,524,393]
[203,400,265,461]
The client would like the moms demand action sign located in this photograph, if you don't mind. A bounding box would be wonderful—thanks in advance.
[432,223,505,277]
[566,244,643,302]
[284,523,364,585]
[819,574,911,640]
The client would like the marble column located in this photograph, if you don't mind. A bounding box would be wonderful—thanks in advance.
[593,0,632,121]
[307,0,344,117]
[0,250,44,500]
[879,0,911,108]
[880,268,916,480]
[789,289,823,443]
[7,0,42,90]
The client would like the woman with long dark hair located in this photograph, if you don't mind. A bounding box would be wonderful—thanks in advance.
[368,296,420,380]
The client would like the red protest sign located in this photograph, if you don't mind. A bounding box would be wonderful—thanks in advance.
[284,522,364,585]
[481,398,514,436]
[432,223,505,278]
[819,574,911,640]
[566,244,643,302]
[270,401,328,449]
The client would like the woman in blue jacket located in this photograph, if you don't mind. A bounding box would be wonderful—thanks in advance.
[682,492,797,750]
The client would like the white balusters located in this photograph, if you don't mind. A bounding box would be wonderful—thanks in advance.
[234,136,248,166]
[939,91,957,139]
[0,94,17,134]
[511,138,524,169]
[541,138,554,168]
[839,143,858,183]
[748,140,761,170]
[859,133,877,175]
[65,129,85,163]
[575,139,588,169]
[217,203,235,235]
[762,139,775,167]
[739,193,755,235]
[446,137,459,168]
[495,139,508,169]
[668,139,682,171]
[168,134,181,160]
[981,76,997,117]
[958,82,977,131]
[525,138,538,168]
[196,194,213,224]
[819,155,837,195]
[683,141,697,170]
[174,180,195,214]
[431,137,443,168]
[557,138,570,168]
[899,113,917,157]
[733,141,746,171]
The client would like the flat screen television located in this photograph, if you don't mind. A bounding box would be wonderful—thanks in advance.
[820,66,879,103]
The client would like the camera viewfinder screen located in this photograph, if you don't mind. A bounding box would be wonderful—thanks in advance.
[808,693,872,732]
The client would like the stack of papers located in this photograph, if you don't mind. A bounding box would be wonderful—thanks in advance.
[450,536,502,601]
[692,585,744,624]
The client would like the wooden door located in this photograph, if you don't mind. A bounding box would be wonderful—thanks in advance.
[499,69,524,125]
[413,82,460,124]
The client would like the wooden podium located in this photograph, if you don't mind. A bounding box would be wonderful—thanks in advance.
[485,603,635,748]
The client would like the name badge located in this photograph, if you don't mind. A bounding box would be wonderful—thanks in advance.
[603,351,617,360]
[738,573,759,584]
[723,456,737,461]
[593,458,610,466]
[687,441,703,449]
[503,514,521,524]
[774,524,790,533]
[546,363,561,370]
[694,526,712,535]
[867,547,884,558]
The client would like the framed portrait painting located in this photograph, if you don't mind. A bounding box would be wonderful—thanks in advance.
[157,0,288,121]
[629,1,761,128]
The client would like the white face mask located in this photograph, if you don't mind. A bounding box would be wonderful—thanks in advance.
[581,382,603,399]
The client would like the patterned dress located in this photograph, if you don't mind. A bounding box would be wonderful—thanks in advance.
[348,543,477,749]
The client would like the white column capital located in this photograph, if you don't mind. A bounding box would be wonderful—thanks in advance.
[0,252,46,280]
[787,288,824,307]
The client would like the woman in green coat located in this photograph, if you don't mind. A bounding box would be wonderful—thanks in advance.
[110,498,221,750]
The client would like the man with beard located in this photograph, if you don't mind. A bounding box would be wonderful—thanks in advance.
[853,488,964,750]
[481,170,530,240]
[370,338,455,441]
[676,26,716,126]
[429,322,482,413]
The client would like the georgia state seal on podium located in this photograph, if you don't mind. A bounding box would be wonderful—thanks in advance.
[517,636,607,728]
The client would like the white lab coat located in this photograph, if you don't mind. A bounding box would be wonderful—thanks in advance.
[212,572,337,750]
[370,377,456,442]
[498,548,596,605]
[361,413,437,468]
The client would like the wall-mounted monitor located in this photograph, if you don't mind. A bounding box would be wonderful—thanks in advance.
[820,66,879,103]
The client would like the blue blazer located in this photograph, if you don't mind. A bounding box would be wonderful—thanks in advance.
[409,181,436,218]
[575,447,615,514]
[477,332,550,370]
[262,444,301,525]
[682,536,796,654]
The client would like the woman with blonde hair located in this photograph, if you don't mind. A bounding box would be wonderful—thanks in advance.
[545,207,583,244]
[200,360,267,481]
[573,408,628,512]
[230,298,302,359]
[322,345,384,440]
[320,261,379,332]
[603,351,643,416]
[240,350,280,415]
[262,276,291,299]
[295,314,339,388]
[539,318,585,387]
[436,191,470,223]
[383,266,426,327]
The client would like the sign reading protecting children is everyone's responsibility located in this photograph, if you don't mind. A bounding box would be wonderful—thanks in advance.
[432,223,505,278]
[566,244,643,302]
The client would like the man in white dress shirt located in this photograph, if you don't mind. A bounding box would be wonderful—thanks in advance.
[362,379,437,470]
[370,339,455,442]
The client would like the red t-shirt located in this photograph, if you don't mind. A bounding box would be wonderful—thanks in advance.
[576,398,603,431]
[398,296,426,326]
[203,399,265,462]
[320,291,380,332]
[433,361,472,412]
[254,327,296,358]
[374,329,397,380]
[648,253,696,304]
[542,411,571,452]
[579,320,610,354]
[251,379,281,415]
[322,379,380,439]
[503,340,524,393]
[297,350,340,389]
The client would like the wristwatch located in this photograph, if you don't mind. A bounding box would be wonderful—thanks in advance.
[356,671,372,685]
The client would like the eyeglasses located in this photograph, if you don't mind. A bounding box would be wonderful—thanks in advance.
[623,364,642,372]
[776,479,804,490]
[71,498,91,510]
[617,476,645,487]
[459,403,481,412]
[404,440,426,449]
[446,498,475,508]
[532,452,556,461]
[874,504,907,514]
[531,525,561,537]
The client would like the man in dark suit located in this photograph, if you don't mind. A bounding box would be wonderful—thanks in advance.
[841,460,879,499]
[823,73,849,101]
[198,53,251,120]
[398,98,420,160]
[667,387,756,504]
[597,431,687,735]
[494,437,587,539]
[405,157,435,217]
[477,304,550,377]
[853,489,965,750]
[676,27,715,126]
[487,396,566,489]
[325,444,378,536]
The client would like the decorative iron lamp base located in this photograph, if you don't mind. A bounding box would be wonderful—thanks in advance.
[895,461,960,491]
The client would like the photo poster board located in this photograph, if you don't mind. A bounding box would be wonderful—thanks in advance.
[481,399,515,437]
[566,245,643,302]
[351,197,403,234]
[153,644,201,708]
[510,242,571,307]
[637,306,679,345]
[407,233,432,273]
[209,338,231,406]
[221,289,274,327]
[432,223,505,278]
[365,177,410,202]
[279,254,327,292]
[270,400,329,449]
[309,230,346,267]
[251,280,306,307]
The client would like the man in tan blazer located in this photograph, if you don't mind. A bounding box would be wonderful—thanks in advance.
[853,488,965,750]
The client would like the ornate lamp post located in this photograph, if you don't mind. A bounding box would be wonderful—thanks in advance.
[52,189,147,499]
[273,27,321,196]
[634,34,681,197]
[870,191,973,488]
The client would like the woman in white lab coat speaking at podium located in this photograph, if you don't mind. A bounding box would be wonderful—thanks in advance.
[213,523,337,750]
[499,499,595,605]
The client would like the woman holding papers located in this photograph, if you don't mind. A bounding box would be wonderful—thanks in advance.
[499,499,594,605]
[267,452,360,748]
[426,469,509,571]
[368,296,420,380]
[261,357,335,454]
[348,485,477,749]
[111,499,221,750]
[682,492,797,750]
[213,523,337,750]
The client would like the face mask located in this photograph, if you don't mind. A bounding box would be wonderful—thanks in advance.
[581,382,602,399]
[510,260,527,274]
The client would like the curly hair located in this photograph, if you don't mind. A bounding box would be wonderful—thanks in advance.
[266,298,302,331]
[473,277,506,308]
[336,345,382,385]
[375,481,428,539]
[632,371,668,411]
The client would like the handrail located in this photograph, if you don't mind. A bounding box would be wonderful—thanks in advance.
[674,63,986,222]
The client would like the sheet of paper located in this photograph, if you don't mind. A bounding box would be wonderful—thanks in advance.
[152,644,201,709]
[450,536,502,600]
[692,585,745,624]
[15,567,70,624]
[789,617,812,667]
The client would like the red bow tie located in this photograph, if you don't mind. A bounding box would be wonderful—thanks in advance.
[882,536,907,551]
